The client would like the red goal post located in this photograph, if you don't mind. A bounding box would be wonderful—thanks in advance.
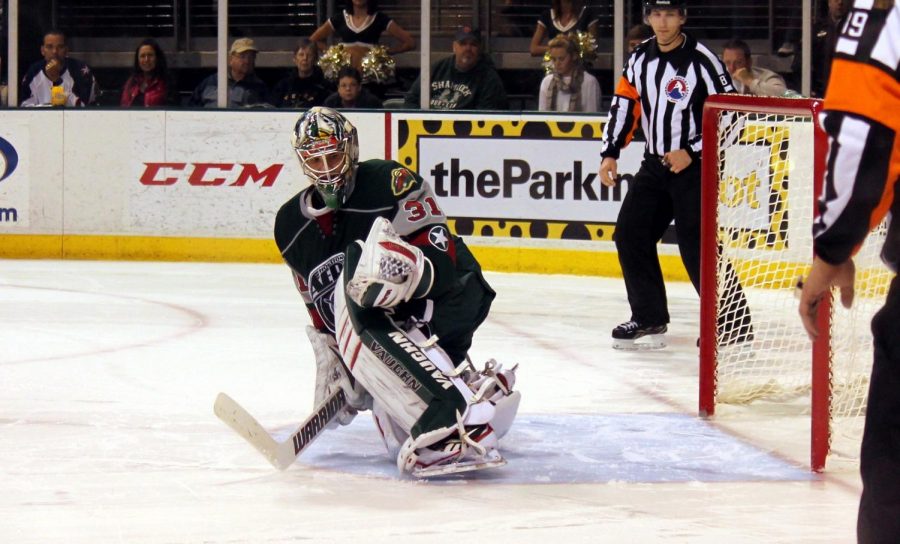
[698,95,834,471]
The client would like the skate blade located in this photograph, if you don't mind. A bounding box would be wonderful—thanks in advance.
[411,456,507,478]
[613,334,666,351]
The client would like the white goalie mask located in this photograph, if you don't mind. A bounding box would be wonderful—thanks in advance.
[291,107,360,209]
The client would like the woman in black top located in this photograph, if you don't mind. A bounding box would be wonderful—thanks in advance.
[310,0,414,70]
[529,0,599,57]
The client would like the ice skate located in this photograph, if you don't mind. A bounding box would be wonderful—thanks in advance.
[612,320,667,350]
[399,423,506,478]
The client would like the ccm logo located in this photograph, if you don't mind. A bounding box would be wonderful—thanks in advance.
[140,162,284,187]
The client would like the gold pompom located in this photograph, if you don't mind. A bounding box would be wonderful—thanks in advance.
[320,44,352,81]
[360,45,396,85]
[572,31,598,66]
[542,50,554,75]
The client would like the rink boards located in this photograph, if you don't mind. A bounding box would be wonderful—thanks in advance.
[0,108,687,278]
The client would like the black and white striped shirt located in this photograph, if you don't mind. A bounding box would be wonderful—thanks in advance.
[601,33,733,159]
[814,0,900,272]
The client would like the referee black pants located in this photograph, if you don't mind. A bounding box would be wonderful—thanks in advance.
[858,274,900,544]
[614,155,750,333]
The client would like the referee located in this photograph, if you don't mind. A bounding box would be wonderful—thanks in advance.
[797,0,900,539]
[598,0,752,348]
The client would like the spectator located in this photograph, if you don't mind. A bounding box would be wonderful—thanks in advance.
[20,30,97,107]
[271,38,333,109]
[189,38,269,108]
[626,23,652,52]
[538,34,600,112]
[310,0,415,70]
[529,0,599,57]
[403,26,508,110]
[120,38,176,107]
[324,66,383,109]
[722,39,787,97]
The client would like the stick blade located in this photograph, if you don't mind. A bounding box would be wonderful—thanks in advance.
[213,392,289,471]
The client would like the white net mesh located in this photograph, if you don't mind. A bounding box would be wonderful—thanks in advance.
[711,106,891,461]
[828,230,890,454]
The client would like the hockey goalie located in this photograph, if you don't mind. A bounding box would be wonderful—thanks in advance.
[272,107,520,477]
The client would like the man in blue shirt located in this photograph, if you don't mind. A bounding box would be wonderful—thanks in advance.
[189,38,270,108]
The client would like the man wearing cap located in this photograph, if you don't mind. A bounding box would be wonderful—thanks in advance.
[403,26,508,110]
[189,37,270,108]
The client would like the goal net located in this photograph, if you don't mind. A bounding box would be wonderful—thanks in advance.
[698,95,891,471]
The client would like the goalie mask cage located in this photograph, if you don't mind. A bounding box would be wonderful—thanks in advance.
[698,94,891,472]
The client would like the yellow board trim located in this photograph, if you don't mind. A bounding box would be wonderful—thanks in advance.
[0,234,283,263]
[467,245,691,281]
[0,233,697,280]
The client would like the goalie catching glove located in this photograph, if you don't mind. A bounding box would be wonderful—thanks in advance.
[346,217,434,309]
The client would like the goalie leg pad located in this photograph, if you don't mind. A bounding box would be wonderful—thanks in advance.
[335,271,467,433]
[464,359,517,403]
[489,390,521,440]
[335,255,517,475]
[306,325,371,426]
[372,399,408,457]
[455,358,520,439]
[388,332,515,476]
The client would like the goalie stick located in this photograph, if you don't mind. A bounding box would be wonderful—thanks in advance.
[213,388,348,470]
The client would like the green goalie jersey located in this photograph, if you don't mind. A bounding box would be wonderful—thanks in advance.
[273,159,495,364]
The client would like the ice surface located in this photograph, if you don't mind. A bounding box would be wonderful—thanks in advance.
[0,260,862,543]
[303,413,814,483]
